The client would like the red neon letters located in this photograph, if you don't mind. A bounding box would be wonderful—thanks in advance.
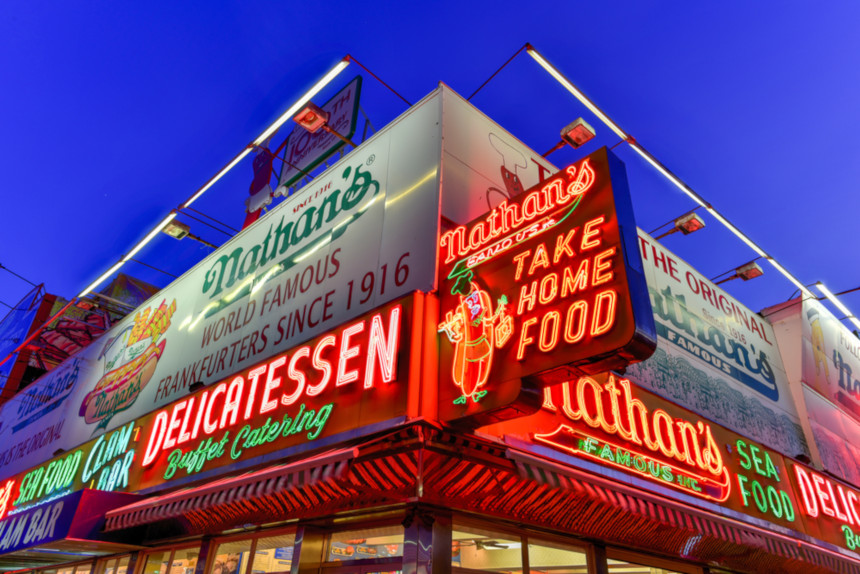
[536,375,730,502]
[439,161,595,263]
[794,465,860,525]
[142,305,402,466]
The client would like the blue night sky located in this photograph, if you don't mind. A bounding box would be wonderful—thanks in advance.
[1,2,858,326]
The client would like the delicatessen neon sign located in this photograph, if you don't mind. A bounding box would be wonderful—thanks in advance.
[437,148,655,422]
[139,297,415,484]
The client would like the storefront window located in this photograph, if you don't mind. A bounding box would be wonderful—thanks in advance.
[326,525,404,562]
[606,558,698,574]
[142,551,171,574]
[452,524,522,573]
[250,533,296,574]
[209,530,296,574]
[212,540,252,574]
[140,546,200,574]
[98,555,130,574]
[75,564,93,574]
[527,540,587,574]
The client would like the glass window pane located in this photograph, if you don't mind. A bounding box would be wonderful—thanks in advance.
[452,525,522,573]
[212,539,253,574]
[102,559,116,574]
[527,540,587,574]
[75,564,93,574]
[606,559,687,574]
[57,568,74,574]
[116,557,130,574]
[142,552,170,574]
[250,534,296,574]
[327,525,404,562]
[171,547,201,574]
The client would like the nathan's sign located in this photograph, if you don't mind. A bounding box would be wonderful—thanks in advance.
[481,374,807,532]
[279,76,362,190]
[628,231,806,460]
[136,295,420,489]
[437,148,655,424]
[535,374,730,501]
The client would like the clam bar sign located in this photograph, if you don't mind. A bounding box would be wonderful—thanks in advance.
[0,492,78,553]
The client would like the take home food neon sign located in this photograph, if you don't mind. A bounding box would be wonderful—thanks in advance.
[141,303,403,473]
[437,148,655,420]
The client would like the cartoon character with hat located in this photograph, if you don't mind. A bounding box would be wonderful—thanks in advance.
[438,272,513,404]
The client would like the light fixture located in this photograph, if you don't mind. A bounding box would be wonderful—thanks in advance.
[655,212,706,240]
[526,44,816,299]
[543,118,596,157]
[161,220,217,249]
[561,118,596,148]
[714,261,764,285]
[293,100,356,147]
[293,102,330,133]
[815,283,860,332]
[163,220,191,240]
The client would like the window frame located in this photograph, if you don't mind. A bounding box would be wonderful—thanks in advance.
[205,526,298,574]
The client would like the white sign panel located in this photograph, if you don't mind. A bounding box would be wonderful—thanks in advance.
[438,86,557,225]
[0,88,442,479]
[798,298,860,484]
[625,230,808,458]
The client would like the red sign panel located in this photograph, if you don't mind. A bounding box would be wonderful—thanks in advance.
[437,148,655,424]
[134,294,421,489]
[480,374,804,532]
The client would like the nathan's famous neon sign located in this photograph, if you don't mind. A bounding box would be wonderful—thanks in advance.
[439,160,595,266]
[142,305,402,479]
[535,374,730,502]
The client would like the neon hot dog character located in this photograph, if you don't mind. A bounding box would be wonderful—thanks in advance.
[439,278,513,404]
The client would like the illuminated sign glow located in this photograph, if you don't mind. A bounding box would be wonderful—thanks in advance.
[438,148,655,424]
[794,465,860,525]
[0,480,13,521]
[140,298,413,482]
[439,160,595,264]
[534,374,730,502]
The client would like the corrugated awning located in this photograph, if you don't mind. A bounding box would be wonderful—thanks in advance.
[104,428,422,535]
[104,447,357,532]
[417,435,860,574]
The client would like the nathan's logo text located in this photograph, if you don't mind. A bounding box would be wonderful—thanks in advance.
[203,161,380,300]
[534,374,730,501]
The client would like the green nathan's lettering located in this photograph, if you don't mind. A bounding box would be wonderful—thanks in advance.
[202,162,380,299]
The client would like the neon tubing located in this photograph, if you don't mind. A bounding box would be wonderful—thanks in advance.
[526,45,816,301]
[0,58,355,372]
[816,283,860,331]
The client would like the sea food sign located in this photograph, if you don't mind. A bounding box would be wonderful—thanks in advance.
[437,148,655,423]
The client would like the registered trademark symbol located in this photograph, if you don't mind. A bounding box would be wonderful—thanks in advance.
[367,155,375,165]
